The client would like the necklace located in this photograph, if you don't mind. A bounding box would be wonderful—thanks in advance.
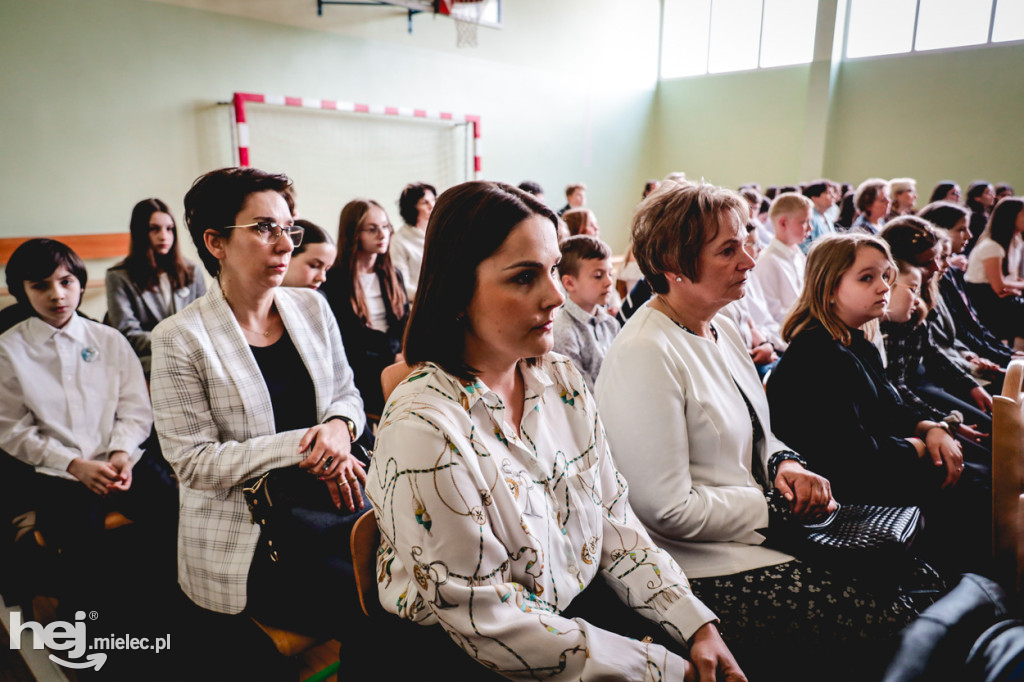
[238,323,273,338]
[656,295,717,341]
[223,288,276,338]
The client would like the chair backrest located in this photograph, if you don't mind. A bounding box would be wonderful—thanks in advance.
[350,509,382,618]
[992,359,1024,601]
[381,360,412,404]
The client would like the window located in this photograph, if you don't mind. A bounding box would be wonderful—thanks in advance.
[660,0,818,78]
[846,0,1021,59]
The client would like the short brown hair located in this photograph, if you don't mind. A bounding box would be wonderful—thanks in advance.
[562,208,595,237]
[558,235,611,278]
[631,181,747,294]
[782,233,894,346]
[565,183,586,198]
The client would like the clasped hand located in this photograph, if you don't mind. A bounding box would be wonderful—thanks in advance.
[297,420,366,512]
[773,460,837,521]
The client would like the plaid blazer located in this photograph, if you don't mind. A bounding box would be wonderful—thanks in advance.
[150,282,365,613]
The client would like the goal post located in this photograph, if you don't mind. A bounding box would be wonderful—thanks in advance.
[231,92,481,229]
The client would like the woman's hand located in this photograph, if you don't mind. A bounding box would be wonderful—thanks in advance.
[773,460,837,521]
[298,420,366,511]
[956,422,989,443]
[68,458,120,496]
[922,425,964,489]
[688,623,747,682]
[106,451,134,492]
[749,342,777,365]
[969,386,993,413]
[970,357,1003,375]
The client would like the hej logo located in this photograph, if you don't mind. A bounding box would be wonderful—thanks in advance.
[9,610,107,671]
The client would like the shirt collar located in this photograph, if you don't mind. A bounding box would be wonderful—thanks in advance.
[561,297,602,325]
[454,358,555,412]
[23,313,87,345]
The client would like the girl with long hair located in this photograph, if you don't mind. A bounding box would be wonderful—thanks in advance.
[105,198,206,374]
[321,199,409,416]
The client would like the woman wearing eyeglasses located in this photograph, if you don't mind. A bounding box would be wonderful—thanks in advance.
[149,168,368,672]
[321,199,409,417]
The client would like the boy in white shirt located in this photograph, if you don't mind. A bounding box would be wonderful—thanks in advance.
[0,239,173,614]
[552,236,621,391]
[753,193,814,327]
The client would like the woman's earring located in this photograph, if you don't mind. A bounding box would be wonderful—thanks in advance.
[675,276,683,282]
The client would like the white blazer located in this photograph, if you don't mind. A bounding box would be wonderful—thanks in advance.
[150,282,365,614]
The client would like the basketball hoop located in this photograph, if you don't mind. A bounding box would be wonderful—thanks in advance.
[437,0,488,48]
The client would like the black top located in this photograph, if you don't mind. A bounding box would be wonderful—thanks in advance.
[766,324,926,504]
[939,268,1013,365]
[250,330,317,433]
[321,267,409,415]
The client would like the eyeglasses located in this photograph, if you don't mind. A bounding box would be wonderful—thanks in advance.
[359,224,392,237]
[223,221,304,247]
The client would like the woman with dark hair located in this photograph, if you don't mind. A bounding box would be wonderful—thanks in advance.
[365,181,745,681]
[105,198,206,375]
[149,167,368,675]
[919,201,1018,367]
[835,190,858,231]
[928,181,961,205]
[963,181,997,254]
[964,197,1024,344]
[850,178,891,235]
[389,181,436,301]
[321,199,409,416]
[281,219,336,290]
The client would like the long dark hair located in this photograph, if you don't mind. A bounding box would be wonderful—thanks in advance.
[985,197,1024,276]
[965,181,993,216]
[334,199,407,327]
[114,198,194,291]
[403,181,557,380]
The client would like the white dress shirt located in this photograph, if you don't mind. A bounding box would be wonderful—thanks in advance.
[0,315,151,480]
[753,238,806,327]
[367,355,716,680]
[741,274,787,351]
[596,306,794,579]
[389,224,426,301]
[151,283,365,614]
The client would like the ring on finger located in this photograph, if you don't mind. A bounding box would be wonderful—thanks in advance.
[322,456,334,470]
[347,477,358,484]
[338,479,350,487]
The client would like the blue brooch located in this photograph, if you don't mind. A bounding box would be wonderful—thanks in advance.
[81,346,100,362]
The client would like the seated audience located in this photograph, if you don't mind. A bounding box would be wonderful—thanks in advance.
[881,217,995,430]
[887,178,919,220]
[366,181,744,681]
[150,168,368,661]
[995,183,1016,203]
[562,206,600,237]
[0,238,174,613]
[928,180,961,204]
[740,186,773,247]
[963,181,996,254]
[642,178,660,198]
[281,219,336,290]
[799,180,837,253]
[850,178,891,235]
[836,189,859,230]
[963,197,1024,345]
[389,181,436,301]
[753,192,812,327]
[596,182,916,680]
[766,233,991,575]
[558,182,586,216]
[919,201,1017,367]
[106,198,206,375]
[552,235,621,390]
[321,199,409,416]
[721,221,782,376]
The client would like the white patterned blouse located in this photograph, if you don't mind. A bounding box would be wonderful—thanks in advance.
[366,354,716,680]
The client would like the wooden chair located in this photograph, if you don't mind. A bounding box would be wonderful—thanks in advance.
[381,360,413,406]
[992,359,1024,601]
[350,510,382,618]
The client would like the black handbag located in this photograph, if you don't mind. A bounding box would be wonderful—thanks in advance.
[763,488,924,567]
[242,443,370,563]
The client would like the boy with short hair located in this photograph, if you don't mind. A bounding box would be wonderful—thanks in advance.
[0,238,173,612]
[800,180,836,253]
[753,192,814,327]
[553,235,620,390]
[558,183,587,216]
